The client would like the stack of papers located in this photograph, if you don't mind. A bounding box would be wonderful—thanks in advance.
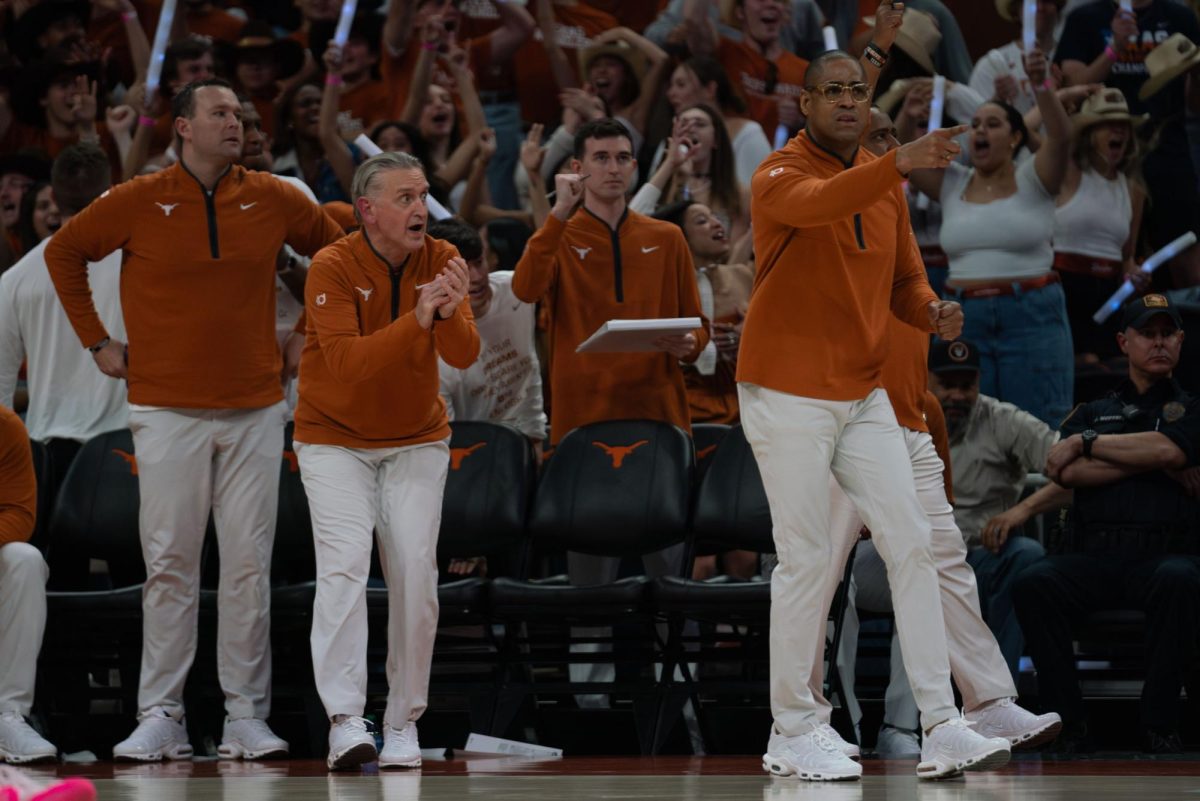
[575,318,702,353]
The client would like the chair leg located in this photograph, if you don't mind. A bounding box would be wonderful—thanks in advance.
[825,542,858,743]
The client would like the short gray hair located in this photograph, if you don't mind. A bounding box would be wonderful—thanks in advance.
[350,152,426,215]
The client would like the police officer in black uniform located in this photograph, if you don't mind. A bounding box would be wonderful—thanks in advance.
[1013,293,1200,754]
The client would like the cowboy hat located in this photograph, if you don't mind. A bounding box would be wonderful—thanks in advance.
[1139,33,1200,101]
[579,39,649,83]
[863,9,940,76]
[994,0,1065,23]
[874,78,913,117]
[1072,87,1148,133]
[220,20,305,80]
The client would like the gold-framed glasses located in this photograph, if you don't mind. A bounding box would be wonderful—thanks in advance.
[808,81,872,103]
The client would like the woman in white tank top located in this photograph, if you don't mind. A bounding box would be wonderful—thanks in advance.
[1051,89,1148,363]
[907,48,1075,428]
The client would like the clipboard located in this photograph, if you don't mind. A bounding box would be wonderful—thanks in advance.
[575,318,702,353]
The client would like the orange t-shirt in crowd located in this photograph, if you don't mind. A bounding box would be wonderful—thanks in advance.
[139,0,243,42]
[379,35,497,123]
[716,37,808,136]
[583,0,669,38]
[684,262,754,425]
[320,200,359,232]
[513,209,710,444]
[739,131,937,401]
[338,79,392,132]
[0,123,121,182]
[45,162,345,409]
[294,231,480,449]
[0,405,36,548]
[514,3,617,128]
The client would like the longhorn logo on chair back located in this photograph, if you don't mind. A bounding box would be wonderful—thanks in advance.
[450,442,487,470]
[112,449,138,475]
[592,440,649,468]
[282,450,299,473]
[696,444,718,461]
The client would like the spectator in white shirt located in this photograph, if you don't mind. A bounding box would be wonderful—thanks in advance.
[429,218,546,450]
[0,144,126,490]
[970,1,1066,114]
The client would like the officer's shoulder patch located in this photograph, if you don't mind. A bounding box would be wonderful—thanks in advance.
[1163,401,1186,423]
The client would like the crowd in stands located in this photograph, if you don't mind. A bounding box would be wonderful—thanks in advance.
[1,0,1199,764]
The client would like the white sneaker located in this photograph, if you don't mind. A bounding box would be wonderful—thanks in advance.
[965,698,1062,750]
[326,716,377,771]
[917,716,1010,779]
[378,721,421,769]
[217,718,289,760]
[815,723,860,761]
[0,713,57,764]
[875,724,922,758]
[762,726,863,781]
[112,709,193,762]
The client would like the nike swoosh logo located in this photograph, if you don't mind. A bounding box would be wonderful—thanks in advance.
[240,202,257,210]
[641,246,659,254]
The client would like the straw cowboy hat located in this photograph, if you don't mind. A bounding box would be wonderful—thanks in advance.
[578,39,648,83]
[994,0,1065,23]
[874,78,914,117]
[1139,33,1200,101]
[1072,87,1148,134]
[863,10,941,76]
[224,20,306,80]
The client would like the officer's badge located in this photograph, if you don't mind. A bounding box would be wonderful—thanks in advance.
[1163,401,1186,423]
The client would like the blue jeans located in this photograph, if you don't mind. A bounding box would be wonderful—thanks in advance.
[944,282,1074,428]
[967,535,1045,683]
[482,101,522,211]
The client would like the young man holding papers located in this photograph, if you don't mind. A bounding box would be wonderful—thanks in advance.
[512,118,709,446]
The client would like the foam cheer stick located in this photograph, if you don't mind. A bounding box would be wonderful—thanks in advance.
[1093,232,1197,323]
[1022,0,1037,51]
[917,75,945,210]
[333,0,358,48]
[774,124,789,150]
[822,26,838,52]
[353,134,452,219]
[145,0,177,96]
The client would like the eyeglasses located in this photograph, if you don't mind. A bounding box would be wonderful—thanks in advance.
[807,81,872,104]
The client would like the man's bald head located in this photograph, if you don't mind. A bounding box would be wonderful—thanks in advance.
[805,51,865,88]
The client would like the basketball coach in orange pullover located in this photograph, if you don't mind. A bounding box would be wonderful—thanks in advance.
[736,51,1014,781]
[293,151,479,771]
[46,78,344,762]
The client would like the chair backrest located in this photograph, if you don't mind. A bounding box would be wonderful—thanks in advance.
[271,420,316,585]
[691,423,731,483]
[531,419,693,557]
[692,424,775,554]
[439,421,533,565]
[47,429,144,590]
[27,438,53,556]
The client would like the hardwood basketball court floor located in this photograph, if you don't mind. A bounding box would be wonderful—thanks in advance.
[19,756,1200,800]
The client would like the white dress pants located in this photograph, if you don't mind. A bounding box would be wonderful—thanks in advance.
[738,383,958,735]
[813,428,1017,732]
[0,543,48,716]
[128,402,286,720]
[296,439,449,727]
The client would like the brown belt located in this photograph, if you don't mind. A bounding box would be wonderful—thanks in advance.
[1053,252,1122,280]
[920,245,948,268]
[946,272,1059,299]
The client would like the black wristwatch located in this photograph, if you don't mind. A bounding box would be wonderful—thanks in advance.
[1081,429,1098,458]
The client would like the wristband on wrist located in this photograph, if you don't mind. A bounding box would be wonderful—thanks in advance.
[864,41,888,69]
[421,41,439,52]
[1040,78,1055,91]
[1104,44,1119,62]
[121,10,137,21]
[324,74,343,86]
[88,336,111,353]
[138,114,156,127]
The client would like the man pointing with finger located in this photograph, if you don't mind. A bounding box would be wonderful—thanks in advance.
[739,51,1011,782]
[294,152,479,771]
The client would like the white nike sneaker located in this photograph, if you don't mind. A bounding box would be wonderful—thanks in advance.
[112,709,193,762]
[326,716,377,771]
[815,723,860,761]
[378,721,421,769]
[762,725,863,781]
[917,716,1010,779]
[875,724,922,758]
[217,718,289,760]
[965,698,1062,750]
[0,712,58,764]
